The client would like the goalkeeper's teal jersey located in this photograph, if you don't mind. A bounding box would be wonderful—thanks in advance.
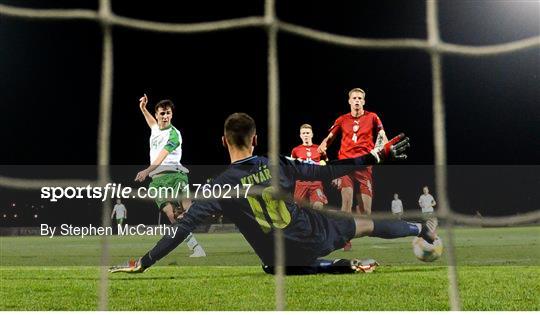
[148,124,187,177]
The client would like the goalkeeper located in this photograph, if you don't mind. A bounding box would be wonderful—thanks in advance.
[111,113,436,275]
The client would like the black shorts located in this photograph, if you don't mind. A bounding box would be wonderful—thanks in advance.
[282,209,356,266]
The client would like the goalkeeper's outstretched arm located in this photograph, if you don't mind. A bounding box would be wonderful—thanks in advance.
[139,200,219,269]
[109,200,218,273]
[289,133,409,182]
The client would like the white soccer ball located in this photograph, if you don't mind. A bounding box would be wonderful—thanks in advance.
[412,236,443,262]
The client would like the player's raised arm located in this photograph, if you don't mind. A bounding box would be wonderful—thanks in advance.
[139,94,157,128]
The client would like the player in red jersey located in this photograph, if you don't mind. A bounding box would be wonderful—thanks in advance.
[318,88,388,249]
[291,124,328,210]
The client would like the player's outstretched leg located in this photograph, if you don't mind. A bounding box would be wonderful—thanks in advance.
[261,258,378,275]
[315,258,379,274]
[355,218,437,244]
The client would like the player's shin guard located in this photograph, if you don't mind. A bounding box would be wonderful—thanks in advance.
[371,219,420,239]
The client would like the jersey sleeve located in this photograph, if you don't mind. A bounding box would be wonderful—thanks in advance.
[280,154,377,182]
[141,197,221,267]
[163,128,181,153]
[328,116,343,136]
[373,114,384,132]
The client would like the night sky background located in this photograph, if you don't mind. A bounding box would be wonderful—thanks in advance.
[0,0,538,225]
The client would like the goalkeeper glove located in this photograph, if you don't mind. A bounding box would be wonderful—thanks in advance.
[370,133,410,163]
[419,217,438,244]
[108,257,146,274]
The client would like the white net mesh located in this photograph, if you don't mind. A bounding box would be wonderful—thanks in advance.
[1,0,539,311]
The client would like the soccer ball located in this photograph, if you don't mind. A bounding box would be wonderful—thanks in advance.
[412,236,443,262]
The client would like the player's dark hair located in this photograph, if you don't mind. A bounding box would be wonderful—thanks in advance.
[155,99,175,112]
[224,113,256,149]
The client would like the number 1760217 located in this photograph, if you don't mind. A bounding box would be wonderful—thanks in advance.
[185,183,252,200]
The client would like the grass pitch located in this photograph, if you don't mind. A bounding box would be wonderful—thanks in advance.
[1,226,539,310]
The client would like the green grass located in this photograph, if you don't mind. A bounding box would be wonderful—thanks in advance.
[1,226,539,310]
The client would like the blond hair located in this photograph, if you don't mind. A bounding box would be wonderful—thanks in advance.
[348,88,366,98]
[299,123,312,130]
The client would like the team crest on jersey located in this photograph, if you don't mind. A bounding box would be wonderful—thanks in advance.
[352,121,360,142]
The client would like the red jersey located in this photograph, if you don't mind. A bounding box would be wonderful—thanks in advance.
[329,111,384,159]
[291,144,325,163]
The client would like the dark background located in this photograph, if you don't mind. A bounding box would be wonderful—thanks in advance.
[0,0,538,225]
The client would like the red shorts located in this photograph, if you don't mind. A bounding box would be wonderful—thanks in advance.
[339,166,373,197]
[294,181,328,205]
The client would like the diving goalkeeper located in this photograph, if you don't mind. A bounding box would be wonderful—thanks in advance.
[110,113,437,275]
